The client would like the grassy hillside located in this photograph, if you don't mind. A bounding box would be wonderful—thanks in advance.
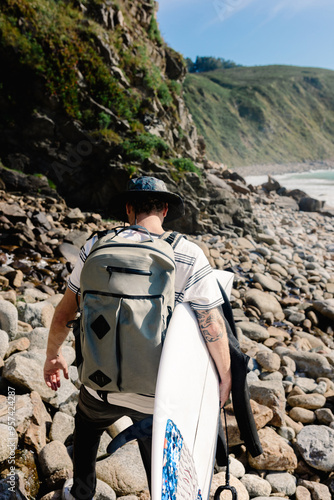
[183,65,334,167]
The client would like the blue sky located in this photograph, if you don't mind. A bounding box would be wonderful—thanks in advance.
[157,0,334,71]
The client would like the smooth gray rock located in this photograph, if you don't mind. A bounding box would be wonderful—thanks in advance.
[251,497,289,500]
[312,298,334,321]
[218,457,245,479]
[296,425,334,472]
[0,329,9,358]
[27,327,50,350]
[94,478,117,500]
[3,351,78,407]
[244,289,284,321]
[96,442,148,496]
[17,300,54,329]
[259,371,283,382]
[285,309,306,325]
[277,426,295,441]
[58,242,80,266]
[298,479,331,500]
[265,472,296,496]
[210,472,249,500]
[248,379,286,427]
[237,322,269,341]
[253,273,282,293]
[315,408,334,425]
[22,287,50,303]
[240,473,271,498]
[274,347,332,379]
[49,412,75,444]
[255,350,281,372]
[294,376,318,393]
[0,300,18,339]
[38,440,72,489]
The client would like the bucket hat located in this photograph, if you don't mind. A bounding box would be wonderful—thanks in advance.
[110,176,184,223]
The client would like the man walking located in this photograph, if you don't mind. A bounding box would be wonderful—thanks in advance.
[44,176,231,500]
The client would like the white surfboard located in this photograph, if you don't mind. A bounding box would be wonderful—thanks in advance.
[152,270,234,500]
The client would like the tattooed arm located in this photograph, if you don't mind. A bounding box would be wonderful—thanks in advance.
[194,307,232,407]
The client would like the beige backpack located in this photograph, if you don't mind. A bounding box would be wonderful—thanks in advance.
[76,226,181,395]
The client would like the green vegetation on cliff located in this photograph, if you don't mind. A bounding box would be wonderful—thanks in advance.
[0,0,172,125]
[0,0,199,190]
[184,65,334,167]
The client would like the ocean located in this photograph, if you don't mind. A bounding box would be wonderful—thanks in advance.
[245,169,334,208]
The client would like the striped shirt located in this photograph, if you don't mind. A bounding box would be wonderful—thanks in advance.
[67,228,224,413]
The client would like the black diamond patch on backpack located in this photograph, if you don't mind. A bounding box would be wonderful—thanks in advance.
[91,315,110,339]
[88,370,112,388]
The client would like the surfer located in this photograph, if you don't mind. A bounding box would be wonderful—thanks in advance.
[43,176,232,500]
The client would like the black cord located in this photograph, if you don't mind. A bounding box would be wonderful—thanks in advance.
[223,406,230,486]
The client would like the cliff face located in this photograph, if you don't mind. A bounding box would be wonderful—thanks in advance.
[0,0,257,235]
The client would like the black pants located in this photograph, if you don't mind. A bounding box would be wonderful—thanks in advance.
[71,386,152,500]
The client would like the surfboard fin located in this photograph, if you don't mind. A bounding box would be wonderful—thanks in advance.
[97,416,153,461]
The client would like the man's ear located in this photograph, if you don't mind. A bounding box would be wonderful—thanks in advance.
[126,202,132,216]
[163,203,168,218]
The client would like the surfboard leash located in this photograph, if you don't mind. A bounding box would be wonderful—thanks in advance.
[213,407,238,500]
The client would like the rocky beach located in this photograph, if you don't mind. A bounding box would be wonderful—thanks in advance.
[1,1,334,498]
[0,169,333,500]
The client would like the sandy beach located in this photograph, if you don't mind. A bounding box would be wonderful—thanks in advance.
[235,159,334,178]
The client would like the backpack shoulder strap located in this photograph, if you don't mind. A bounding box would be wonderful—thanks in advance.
[86,225,126,244]
[86,228,110,242]
[163,231,185,250]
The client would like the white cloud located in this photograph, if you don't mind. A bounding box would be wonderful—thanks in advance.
[199,0,255,30]
[211,0,255,22]
[208,0,333,24]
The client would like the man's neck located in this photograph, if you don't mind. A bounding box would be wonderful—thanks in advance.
[132,214,164,235]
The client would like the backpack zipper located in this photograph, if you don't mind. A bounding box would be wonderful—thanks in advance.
[83,290,163,300]
[106,265,152,277]
[89,243,175,265]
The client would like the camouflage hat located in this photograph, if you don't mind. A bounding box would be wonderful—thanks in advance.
[110,176,184,222]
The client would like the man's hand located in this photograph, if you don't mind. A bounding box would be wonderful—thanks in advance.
[219,375,232,408]
[44,354,69,391]
[44,287,78,391]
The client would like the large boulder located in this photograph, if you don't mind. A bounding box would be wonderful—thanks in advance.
[96,442,149,496]
[38,440,73,490]
[3,350,78,407]
[0,300,18,340]
[274,347,332,379]
[244,289,284,321]
[248,427,298,471]
[299,196,324,212]
[296,425,334,472]
[248,380,286,427]
[210,472,249,500]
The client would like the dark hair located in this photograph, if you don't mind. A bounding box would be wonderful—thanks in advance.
[128,196,167,215]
